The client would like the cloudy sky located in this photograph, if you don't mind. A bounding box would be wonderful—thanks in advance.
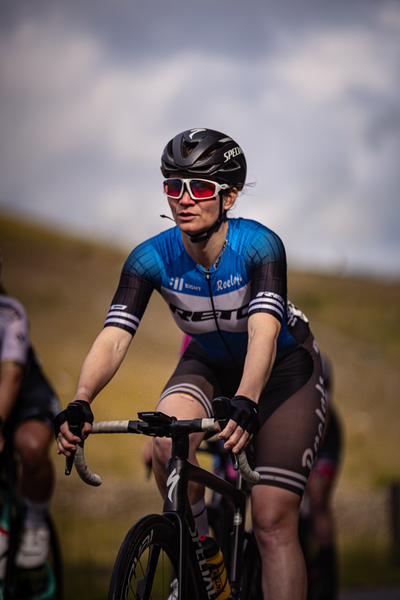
[1,0,400,278]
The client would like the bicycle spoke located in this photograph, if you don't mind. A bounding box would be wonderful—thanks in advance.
[128,546,172,599]
[136,544,161,600]
[108,515,201,600]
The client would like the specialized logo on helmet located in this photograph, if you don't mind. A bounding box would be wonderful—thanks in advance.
[189,128,206,139]
[224,146,243,163]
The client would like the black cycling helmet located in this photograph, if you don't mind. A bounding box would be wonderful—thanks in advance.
[161,129,246,243]
[161,128,247,188]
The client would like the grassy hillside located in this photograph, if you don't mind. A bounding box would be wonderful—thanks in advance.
[1,212,400,595]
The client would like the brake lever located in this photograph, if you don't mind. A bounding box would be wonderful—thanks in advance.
[65,402,84,476]
[212,397,239,471]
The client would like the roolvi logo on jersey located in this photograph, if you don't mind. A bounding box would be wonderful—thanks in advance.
[216,273,243,291]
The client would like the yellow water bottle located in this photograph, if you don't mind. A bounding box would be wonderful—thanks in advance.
[200,535,231,599]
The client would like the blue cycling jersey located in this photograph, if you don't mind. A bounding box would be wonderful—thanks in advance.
[104,218,310,368]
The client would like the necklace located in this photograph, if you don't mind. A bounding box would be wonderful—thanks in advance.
[212,240,227,270]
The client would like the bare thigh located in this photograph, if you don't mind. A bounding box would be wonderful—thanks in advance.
[155,392,208,461]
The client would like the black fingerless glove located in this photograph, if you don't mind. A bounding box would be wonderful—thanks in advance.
[230,395,260,436]
[53,400,94,438]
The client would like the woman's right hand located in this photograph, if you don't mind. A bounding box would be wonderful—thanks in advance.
[53,400,94,457]
[56,419,93,457]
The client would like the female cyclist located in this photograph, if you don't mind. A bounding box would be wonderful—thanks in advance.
[55,128,326,600]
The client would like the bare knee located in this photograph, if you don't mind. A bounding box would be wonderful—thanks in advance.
[17,438,49,472]
[152,392,206,480]
[13,421,52,472]
[253,505,291,550]
[252,486,301,553]
[152,437,172,473]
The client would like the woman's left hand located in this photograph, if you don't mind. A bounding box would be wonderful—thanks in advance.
[217,395,259,454]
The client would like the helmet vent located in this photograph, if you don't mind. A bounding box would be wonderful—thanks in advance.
[181,140,197,158]
[219,159,241,172]
[198,143,224,163]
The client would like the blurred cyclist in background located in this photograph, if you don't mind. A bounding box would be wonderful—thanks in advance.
[0,251,60,577]
[300,354,343,600]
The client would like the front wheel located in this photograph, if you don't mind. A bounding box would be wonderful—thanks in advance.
[108,514,201,600]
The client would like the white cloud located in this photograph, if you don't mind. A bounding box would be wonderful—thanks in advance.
[270,29,398,104]
[0,1,400,278]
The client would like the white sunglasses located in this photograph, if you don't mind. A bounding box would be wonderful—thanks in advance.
[163,178,230,201]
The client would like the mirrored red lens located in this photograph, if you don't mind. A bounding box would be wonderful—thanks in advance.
[190,180,217,199]
[163,179,218,200]
[164,179,183,198]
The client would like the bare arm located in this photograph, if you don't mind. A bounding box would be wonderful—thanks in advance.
[218,312,281,454]
[73,327,132,404]
[236,312,280,401]
[56,326,132,456]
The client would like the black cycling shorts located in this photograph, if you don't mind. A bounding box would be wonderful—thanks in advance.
[158,332,325,497]
[4,381,60,437]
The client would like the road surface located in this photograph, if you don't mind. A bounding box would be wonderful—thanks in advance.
[340,588,400,599]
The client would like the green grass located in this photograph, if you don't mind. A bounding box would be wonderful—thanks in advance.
[339,543,400,589]
[289,270,400,363]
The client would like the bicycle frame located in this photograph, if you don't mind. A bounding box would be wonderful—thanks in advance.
[163,433,248,599]
[70,409,261,600]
